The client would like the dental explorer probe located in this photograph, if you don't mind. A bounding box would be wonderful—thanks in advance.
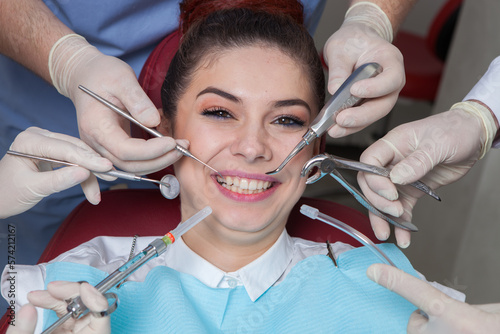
[266,63,382,175]
[6,150,173,190]
[78,85,222,178]
[42,206,212,334]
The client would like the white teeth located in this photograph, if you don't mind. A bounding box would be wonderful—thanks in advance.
[217,176,273,194]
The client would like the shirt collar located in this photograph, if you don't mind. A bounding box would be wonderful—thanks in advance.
[164,229,294,301]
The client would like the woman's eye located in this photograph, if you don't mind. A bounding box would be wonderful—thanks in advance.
[273,115,305,127]
[201,107,233,119]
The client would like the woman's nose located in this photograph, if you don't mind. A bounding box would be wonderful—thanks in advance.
[230,125,272,162]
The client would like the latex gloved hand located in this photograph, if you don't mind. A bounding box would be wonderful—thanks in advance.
[367,263,500,333]
[357,101,497,247]
[0,127,113,219]
[49,34,184,174]
[323,2,405,138]
[16,282,112,334]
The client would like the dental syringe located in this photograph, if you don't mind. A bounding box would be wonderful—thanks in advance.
[42,206,212,334]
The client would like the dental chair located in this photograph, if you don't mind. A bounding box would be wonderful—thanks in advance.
[0,29,378,333]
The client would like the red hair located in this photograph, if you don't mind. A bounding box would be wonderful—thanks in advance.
[179,0,304,34]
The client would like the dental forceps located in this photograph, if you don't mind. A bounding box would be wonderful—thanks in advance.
[78,85,222,178]
[301,153,426,232]
[42,206,212,334]
[6,150,180,199]
[267,62,382,175]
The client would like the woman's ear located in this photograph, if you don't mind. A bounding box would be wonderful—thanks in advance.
[157,108,173,136]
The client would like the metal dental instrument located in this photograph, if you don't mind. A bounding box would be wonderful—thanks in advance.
[267,62,382,175]
[301,154,420,232]
[42,206,212,334]
[78,85,222,178]
[6,150,180,198]
[304,153,441,201]
[300,205,396,267]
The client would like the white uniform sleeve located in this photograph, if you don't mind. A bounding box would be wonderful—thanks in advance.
[464,56,500,148]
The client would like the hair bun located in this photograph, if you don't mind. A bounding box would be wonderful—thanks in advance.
[179,0,304,34]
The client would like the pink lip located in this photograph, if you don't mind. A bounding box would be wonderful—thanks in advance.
[212,170,281,202]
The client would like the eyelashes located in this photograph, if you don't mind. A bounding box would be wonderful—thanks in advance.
[272,114,305,127]
[201,107,233,120]
[201,107,306,128]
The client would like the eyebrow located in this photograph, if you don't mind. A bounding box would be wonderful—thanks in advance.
[197,86,311,113]
[197,87,241,103]
[274,99,311,114]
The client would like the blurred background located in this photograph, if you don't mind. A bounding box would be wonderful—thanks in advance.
[307,0,500,304]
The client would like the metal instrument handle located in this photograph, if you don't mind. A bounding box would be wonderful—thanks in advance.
[310,63,382,136]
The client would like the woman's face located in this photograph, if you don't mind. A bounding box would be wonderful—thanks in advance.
[168,45,319,242]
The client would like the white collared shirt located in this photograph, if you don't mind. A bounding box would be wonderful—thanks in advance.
[164,230,353,301]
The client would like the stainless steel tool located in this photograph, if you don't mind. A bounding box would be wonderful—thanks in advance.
[267,62,382,175]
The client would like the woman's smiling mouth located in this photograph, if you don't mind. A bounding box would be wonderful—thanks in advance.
[213,171,280,201]
[216,175,274,194]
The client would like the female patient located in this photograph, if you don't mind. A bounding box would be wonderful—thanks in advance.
[2,1,461,333]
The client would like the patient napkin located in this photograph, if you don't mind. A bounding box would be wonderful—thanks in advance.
[43,243,417,333]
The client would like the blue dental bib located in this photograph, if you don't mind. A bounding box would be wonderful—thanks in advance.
[43,244,417,333]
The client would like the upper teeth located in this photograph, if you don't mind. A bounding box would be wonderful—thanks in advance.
[217,176,273,194]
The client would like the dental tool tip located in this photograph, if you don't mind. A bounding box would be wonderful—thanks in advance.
[267,140,308,175]
[401,221,418,232]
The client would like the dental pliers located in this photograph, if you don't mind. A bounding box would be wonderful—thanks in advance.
[301,154,441,232]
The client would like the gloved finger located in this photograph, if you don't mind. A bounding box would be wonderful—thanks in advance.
[367,211,391,241]
[76,283,112,334]
[333,94,397,131]
[475,303,500,313]
[360,171,399,201]
[106,71,160,128]
[93,170,118,183]
[394,225,412,249]
[366,263,456,318]
[350,60,405,99]
[15,127,113,173]
[359,136,402,179]
[28,291,68,317]
[407,309,430,334]
[114,149,184,175]
[84,118,179,158]
[357,172,403,216]
[327,63,352,96]
[390,151,437,185]
[28,166,92,198]
[6,304,37,334]
[80,173,102,205]
[322,37,353,95]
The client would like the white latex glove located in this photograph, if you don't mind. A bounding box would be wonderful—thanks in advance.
[49,34,184,174]
[358,102,495,247]
[0,127,113,219]
[21,282,111,334]
[367,263,500,334]
[323,2,405,138]
[5,303,37,334]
